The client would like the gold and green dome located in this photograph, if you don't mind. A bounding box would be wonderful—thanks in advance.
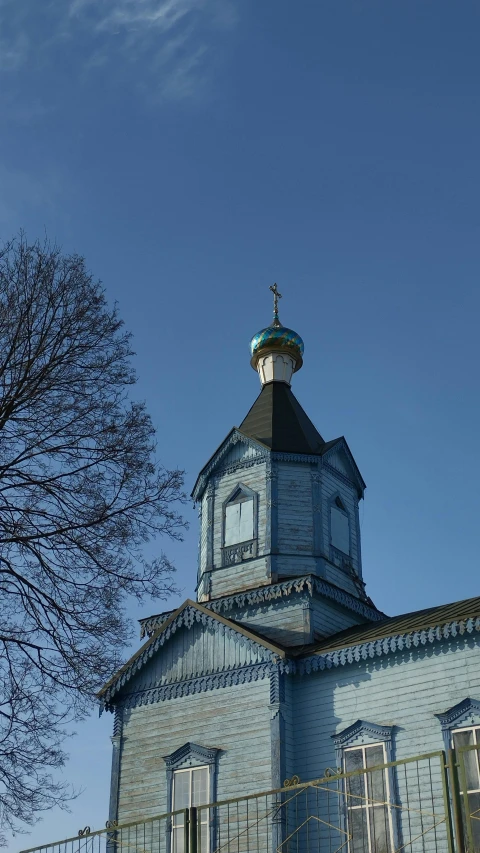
[250,323,304,370]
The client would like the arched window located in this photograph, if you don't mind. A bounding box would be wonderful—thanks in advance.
[330,496,350,555]
[224,486,255,546]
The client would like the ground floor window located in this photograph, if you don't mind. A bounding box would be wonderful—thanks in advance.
[452,726,480,852]
[172,766,209,853]
[344,742,394,853]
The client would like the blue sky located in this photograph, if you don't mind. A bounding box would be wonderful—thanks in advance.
[1,0,480,848]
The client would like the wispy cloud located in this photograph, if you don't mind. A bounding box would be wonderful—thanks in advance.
[0,163,65,231]
[0,31,28,71]
[0,0,237,103]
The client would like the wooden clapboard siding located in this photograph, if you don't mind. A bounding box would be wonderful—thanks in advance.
[291,638,480,782]
[232,598,310,646]
[311,597,366,638]
[276,555,318,577]
[204,459,269,599]
[210,559,270,598]
[117,680,272,823]
[277,463,313,553]
[212,462,268,560]
[321,465,361,575]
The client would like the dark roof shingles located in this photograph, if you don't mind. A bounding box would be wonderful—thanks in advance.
[302,594,480,657]
[238,382,328,454]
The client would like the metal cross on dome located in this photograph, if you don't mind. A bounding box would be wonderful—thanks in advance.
[269,283,282,326]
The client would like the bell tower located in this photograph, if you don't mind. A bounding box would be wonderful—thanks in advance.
[191,287,379,645]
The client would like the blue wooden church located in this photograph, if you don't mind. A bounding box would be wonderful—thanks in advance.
[97,287,480,853]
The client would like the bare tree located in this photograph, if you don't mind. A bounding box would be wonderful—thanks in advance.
[0,235,186,841]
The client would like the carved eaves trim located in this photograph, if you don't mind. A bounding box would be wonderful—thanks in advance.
[99,600,284,707]
[294,617,480,675]
[139,575,383,638]
[116,662,274,711]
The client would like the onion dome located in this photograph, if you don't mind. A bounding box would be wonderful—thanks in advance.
[250,324,304,369]
[250,284,304,385]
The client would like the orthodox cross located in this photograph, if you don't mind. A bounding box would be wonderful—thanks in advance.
[270,283,282,325]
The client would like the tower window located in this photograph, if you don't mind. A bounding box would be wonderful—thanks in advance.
[330,497,350,555]
[224,489,254,546]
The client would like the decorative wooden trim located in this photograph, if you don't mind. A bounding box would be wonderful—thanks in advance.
[100,600,285,707]
[332,719,394,750]
[311,464,323,560]
[214,454,267,480]
[104,616,480,714]
[435,697,480,752]
[354,501,363,579]
[205,482,215,571]
[294,617,480,676]
[265,458,278,580]
[322,437,366,497]
[269,666,285,704]
[208,576,381,621]
[138,575,383,638]
[116,662,274,709]
[164,742,219,769]
[108,707,123,825]
[271,452,322,464]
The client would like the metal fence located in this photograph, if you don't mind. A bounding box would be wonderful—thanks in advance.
[18,810,186,853]
[21,748,479,853]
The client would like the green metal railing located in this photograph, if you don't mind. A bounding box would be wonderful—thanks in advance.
[18,809,186,853]
[19,749,461,853]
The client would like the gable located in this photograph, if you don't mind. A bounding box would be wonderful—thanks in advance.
[322,438,366,498]
[192,430,267,501]
[326,448,357,481]
[220,441,262,471]
[124,617,273,694]
[99,601,284,709]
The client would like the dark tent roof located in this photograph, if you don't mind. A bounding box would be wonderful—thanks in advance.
[238,382,329,454]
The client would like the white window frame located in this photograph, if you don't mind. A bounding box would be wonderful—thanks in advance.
[343,742,395,853]
[172,765,209,852]
[451,725,480,799]
[221,484,258,566]
[224,495,254,546]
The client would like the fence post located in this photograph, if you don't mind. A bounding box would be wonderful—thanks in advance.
[447,748,466,853]
[441,751,455,853]
[184,808,190,853]
[189,807,198,853]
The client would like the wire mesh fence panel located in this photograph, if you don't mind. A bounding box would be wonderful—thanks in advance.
[196,752,453,853]
[18,753,454,853]
[18,811,185,853]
